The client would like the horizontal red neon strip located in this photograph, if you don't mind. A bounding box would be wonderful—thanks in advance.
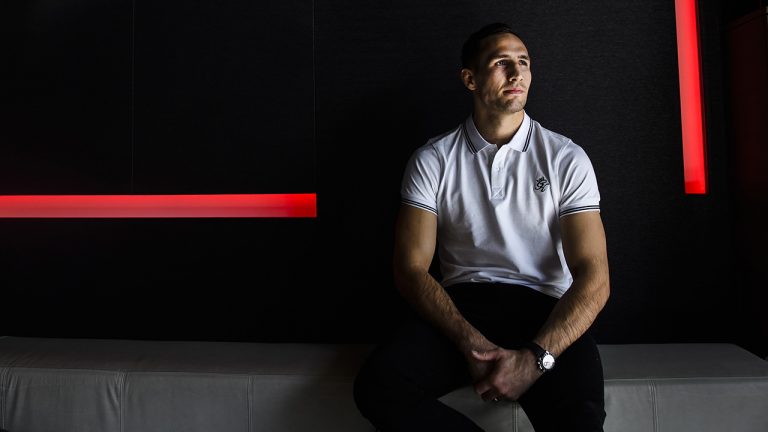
[675,0,707,194]
[0,194,316,218]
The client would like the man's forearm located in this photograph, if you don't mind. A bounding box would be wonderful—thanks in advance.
[395,270,494,353]
[533,266,609,357]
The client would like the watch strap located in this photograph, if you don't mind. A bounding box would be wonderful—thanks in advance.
[524,341,553,372]
[524,341,546,357]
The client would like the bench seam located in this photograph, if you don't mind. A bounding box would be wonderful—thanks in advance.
[605,376,768,382]
[248,375,253,432]
[0,366,7,430]
[650,380,658,432]
[118,370,126,432]
[513,401,518,432]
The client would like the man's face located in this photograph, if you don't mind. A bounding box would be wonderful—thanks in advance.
[464,33,532,114]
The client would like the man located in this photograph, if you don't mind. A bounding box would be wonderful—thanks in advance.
[353,23,609,431]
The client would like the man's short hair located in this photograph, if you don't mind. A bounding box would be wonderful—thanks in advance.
[461,23,523,70]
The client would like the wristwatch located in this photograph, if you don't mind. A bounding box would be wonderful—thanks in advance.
[525,341,555,373]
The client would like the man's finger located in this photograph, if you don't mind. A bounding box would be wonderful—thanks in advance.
[481,390,501,403]
[474,379,492,396]
[471,349,498,360]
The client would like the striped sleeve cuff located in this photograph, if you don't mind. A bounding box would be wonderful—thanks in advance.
[559,205,600,218]
[401,198,437,215]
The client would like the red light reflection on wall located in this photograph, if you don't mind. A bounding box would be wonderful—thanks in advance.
[675,0,708,194]
[0,194,316,218]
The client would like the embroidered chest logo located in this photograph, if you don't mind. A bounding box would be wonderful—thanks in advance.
[534,176,550,192]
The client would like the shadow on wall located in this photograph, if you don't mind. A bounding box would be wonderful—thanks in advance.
[316,82,463,341]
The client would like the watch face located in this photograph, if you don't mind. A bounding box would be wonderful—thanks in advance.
[541,353,555,370]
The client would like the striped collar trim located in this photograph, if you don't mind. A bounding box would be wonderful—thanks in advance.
[463,112,533,154]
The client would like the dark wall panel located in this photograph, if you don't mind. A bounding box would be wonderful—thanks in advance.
[2,219,320,341]
[0,0,132,194]
[726,6,768,358]
[133,0,315,194]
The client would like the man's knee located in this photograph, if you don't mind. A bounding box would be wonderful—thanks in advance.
[352,359,378,416]
[521,396,605,432]
[353,355,415,430]
[555,398,606,432]
[353,354,402,416]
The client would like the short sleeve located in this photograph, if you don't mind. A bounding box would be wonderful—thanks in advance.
[557,142,601,218]
[400,144,441,215]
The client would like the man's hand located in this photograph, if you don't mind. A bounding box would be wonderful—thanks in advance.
[470,348,542,402]
[462,339,500,383]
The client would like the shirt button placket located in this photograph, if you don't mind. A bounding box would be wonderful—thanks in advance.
[491,150,505,199]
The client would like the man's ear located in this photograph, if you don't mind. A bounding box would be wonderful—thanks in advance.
[460,68,476,91]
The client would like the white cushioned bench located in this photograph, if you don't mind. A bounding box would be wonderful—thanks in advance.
[1,336,766,431]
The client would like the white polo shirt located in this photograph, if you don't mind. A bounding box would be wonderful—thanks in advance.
[401,112,601,298]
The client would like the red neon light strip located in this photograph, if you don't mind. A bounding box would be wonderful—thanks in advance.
[674,0,707,194]
[0,194,316,218]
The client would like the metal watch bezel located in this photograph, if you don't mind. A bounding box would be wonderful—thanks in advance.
[539,351,555,372]
[526,341,555,373]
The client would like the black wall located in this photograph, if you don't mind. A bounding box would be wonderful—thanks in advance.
[2,1,759,354]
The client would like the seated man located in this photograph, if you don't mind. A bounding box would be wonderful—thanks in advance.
[353,23,610,432]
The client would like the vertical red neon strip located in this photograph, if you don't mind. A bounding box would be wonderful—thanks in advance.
[675,0,707,194]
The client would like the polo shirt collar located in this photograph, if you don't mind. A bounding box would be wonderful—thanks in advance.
[463,111,532,153]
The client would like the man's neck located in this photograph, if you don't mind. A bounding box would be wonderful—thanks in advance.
[472,109,525,147]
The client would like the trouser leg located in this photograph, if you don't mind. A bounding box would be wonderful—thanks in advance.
[517,333,606,432]
[450,283,606,432]
[354,282,606,431]
[353,310,484,432]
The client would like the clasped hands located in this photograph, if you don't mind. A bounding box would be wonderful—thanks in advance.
[466,344,542,403]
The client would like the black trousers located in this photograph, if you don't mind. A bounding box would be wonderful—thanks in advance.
[353,283,606,431]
